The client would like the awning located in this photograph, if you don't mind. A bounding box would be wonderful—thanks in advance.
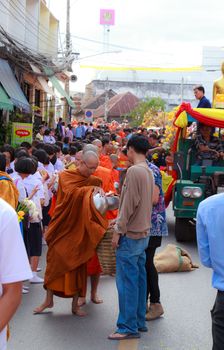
[0,59,30,112]
[30,64,54,95]
[0,85,14,111]
[44,67,76,109]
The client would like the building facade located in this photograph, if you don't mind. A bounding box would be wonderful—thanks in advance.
[0,0,60,126]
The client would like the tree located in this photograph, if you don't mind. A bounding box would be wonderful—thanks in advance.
[129,97,166,126]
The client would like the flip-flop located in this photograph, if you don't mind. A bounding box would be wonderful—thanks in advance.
[108,332,140,340]
[138,327,148,332]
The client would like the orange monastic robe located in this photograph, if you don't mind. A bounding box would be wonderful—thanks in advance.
[0,171,19,209]
[44,168,108,298]
[99,154,113,170]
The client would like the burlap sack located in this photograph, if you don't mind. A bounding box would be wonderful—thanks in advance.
[154,244,199,273]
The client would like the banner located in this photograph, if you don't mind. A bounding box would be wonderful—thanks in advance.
[12,122,33,147]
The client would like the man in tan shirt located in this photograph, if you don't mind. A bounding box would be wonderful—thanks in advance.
[109,135,154,340]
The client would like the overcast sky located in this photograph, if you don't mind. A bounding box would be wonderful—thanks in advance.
[49,0,224,90]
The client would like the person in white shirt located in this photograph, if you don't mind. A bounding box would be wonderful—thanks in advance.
[23,159,45,284]
[43,129,56,145]
[0,198,32,350]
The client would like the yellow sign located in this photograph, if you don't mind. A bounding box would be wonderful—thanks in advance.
[12,122,33,147]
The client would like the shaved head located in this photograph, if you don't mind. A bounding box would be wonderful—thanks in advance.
[92,139,102,147]
[83,144,98,155]
[110,154,118,162]
[82,151,98,163]
[78,150,99,177]
[92,139,103,155]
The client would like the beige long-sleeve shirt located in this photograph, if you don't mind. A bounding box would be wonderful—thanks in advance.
[115,162,154,238]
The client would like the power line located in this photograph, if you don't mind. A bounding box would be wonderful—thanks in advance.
[0,25,74,73]
[68,34,143,52]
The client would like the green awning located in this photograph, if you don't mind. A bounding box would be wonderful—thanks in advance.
[44,68,76,109]
[0,59,30,112]
[0,85,14,111]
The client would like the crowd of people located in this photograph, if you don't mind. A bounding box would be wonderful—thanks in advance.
[0,120,169,344]
[0,109,223,348]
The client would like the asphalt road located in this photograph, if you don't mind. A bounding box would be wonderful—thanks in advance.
[8,206,215,350]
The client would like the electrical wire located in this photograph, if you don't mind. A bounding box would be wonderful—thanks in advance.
[0,25,73,74]
[68,34,142,52]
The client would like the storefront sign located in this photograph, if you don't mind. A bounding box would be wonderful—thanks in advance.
[12,122,33,146]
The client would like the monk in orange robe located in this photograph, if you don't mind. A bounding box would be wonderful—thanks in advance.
[92,139,113,170]
[34,151,108,316]
[76,145,114,306]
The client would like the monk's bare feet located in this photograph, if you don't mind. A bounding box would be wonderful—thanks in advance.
[77,297,86,307]
[33,301,54,314]
[72,307,87,317]
[72,297,87,317]
[91,295,103,304]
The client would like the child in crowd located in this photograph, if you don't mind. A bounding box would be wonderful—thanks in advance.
[22,158,45,284]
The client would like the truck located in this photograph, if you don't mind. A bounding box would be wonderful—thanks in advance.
[171,103,224,241]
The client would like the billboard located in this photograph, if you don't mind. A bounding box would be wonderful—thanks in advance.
[100,9,115,26]
[11,122,33,147]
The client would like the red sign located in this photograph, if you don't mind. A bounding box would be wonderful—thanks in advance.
[15,129,31,138]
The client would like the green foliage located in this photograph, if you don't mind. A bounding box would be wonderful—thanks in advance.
[129,97,166,126]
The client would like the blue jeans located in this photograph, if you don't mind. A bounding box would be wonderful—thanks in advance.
[115,235,149,334]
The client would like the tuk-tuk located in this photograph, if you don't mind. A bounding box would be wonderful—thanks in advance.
[171,103,224,241]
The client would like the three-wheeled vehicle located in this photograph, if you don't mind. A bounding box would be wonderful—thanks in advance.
[171,103,224,241]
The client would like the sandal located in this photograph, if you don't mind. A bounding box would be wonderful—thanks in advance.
[108,332,140,340]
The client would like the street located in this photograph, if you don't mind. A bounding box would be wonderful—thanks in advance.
[8,206,215,350]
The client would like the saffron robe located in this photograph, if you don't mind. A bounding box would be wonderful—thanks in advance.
[44,168,108,298]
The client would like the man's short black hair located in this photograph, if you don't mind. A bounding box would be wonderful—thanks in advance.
[0,144,15,162]
[43,144,55,156]
[44,129,50,136]
[69,146,77,156]
[127,135,149,155]
[149,133,158,141]
[20,141,32,150]
[194,85,205,94]
[62,148,69,155]
[54,145,61,153]
[15,149,29,159]
[35,142,45,150]
[0,153,6,171]
[102,137,110,147]
[33,149,49,165]
[55,141,63,150]
[15,157,36,175]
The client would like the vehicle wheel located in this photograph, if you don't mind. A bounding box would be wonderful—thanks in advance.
[175,218,196,242]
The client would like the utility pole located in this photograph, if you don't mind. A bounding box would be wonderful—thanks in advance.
[64,0,71,124]
[104,77,109,123]
[181,77,184,103]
